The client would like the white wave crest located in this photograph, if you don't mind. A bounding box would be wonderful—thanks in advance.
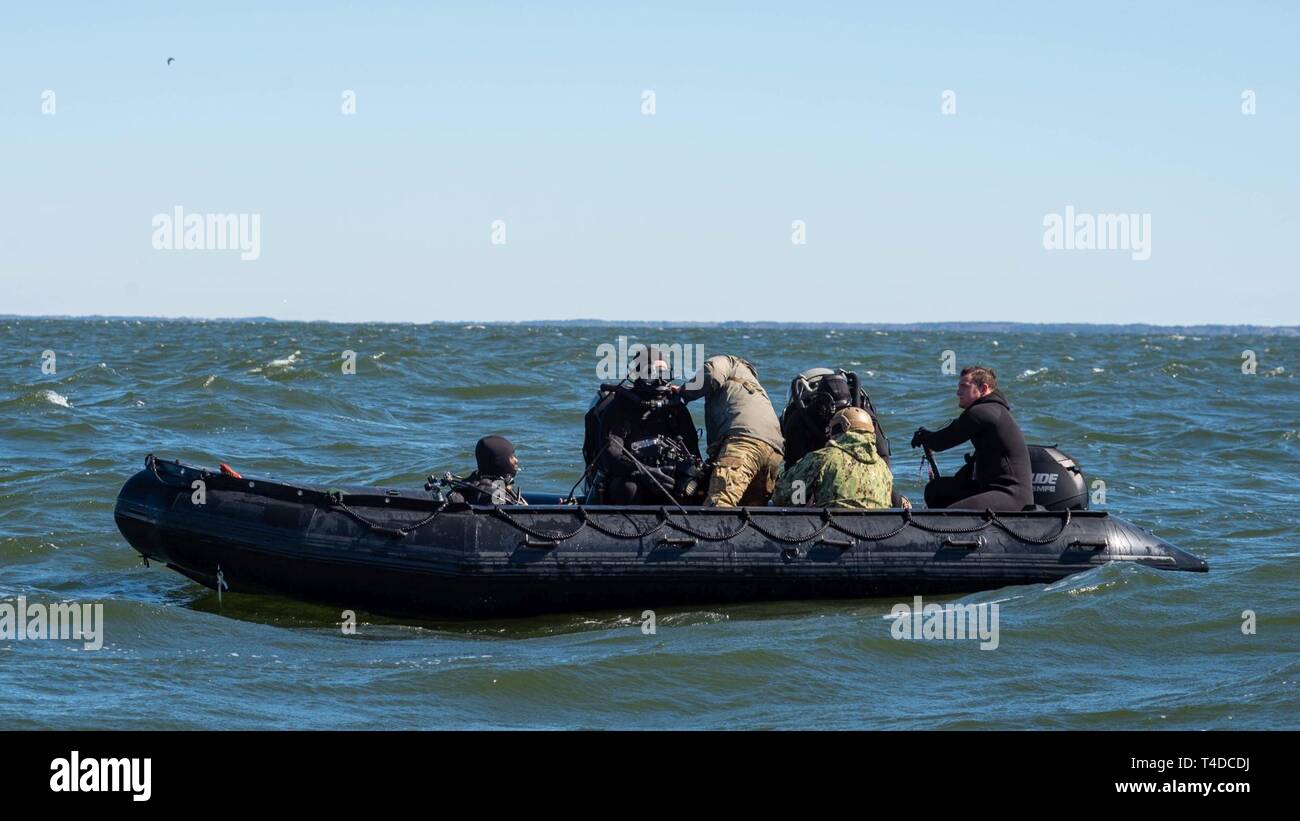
[266,350,301,369]
[41,390,71,408]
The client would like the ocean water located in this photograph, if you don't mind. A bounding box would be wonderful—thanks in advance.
[1,318,1296,729]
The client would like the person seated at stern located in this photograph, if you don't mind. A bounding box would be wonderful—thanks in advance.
[910,366,1032,512]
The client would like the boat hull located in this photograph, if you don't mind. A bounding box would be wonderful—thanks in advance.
[114,457,1208,620]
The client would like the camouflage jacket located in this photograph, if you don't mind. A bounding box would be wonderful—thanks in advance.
[771,430,892,509]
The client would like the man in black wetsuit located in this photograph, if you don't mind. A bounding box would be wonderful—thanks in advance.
[582,373,704,504]
[910,366,1033,511]
[446,435,527,505]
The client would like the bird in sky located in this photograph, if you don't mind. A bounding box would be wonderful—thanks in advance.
[166,57,175,65]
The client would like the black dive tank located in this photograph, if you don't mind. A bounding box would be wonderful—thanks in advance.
[1027,445,1088,510]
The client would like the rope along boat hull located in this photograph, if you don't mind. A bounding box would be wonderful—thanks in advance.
[114,456,1208,620]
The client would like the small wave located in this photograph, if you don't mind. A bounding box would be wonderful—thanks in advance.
[266,351,301,369]
[1020,368,1047,378]
[1066,582,1110,596]
[1159,362,1191,377]
[442,384,542,399]
[41,390,71,408]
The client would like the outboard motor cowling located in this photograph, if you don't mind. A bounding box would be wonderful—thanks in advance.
[1027,445,1088,510]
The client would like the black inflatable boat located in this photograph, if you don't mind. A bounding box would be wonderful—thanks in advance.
[114,455,1207,619]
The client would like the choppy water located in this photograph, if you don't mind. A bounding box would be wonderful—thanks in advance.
[1,319,1296,729]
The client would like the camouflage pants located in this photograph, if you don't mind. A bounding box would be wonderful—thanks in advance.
[705,436,783,507]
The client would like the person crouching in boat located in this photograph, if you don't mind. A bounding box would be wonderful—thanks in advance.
[671,354,785,507]
[772,408,893,509]
[447,435,527,505]
[910,366,1032,511]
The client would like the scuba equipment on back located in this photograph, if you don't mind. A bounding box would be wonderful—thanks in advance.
[428,471,526,506]
[625,434,705,499]
[780,367,892,469]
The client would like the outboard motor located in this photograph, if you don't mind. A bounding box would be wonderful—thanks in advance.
[1027,445,1088,510]
[780,367,891,469]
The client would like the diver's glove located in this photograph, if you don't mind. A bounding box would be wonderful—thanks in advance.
[910,428,931,449]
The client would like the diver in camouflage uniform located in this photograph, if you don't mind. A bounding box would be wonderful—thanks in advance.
[674,355,785,507]
[772,407,893,509]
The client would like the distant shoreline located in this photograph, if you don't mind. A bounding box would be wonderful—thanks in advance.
[2,315,1297,336]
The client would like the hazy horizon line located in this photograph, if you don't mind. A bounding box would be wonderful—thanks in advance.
[4,313,1298,335]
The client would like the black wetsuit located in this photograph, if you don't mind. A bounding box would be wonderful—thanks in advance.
[917,390,1033,511]
[582,381,701,504]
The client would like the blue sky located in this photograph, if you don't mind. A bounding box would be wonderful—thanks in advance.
[2,1,1296,324]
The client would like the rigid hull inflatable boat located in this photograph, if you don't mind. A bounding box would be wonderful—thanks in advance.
[114,456,1208,620]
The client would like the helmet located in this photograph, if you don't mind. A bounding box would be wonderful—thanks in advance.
[828,407,874,438]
